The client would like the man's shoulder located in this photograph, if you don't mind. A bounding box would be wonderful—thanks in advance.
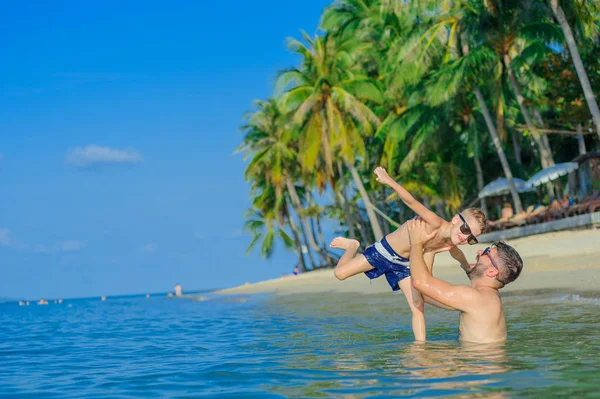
[474,288,503,308]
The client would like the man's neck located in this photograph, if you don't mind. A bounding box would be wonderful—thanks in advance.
[471,279,501,292]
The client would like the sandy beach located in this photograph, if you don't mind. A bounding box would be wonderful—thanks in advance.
[218,228,600,296]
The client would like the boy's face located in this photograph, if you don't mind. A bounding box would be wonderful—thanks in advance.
[449,213,482,246]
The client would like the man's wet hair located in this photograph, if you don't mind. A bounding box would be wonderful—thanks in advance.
[493,241,523,285]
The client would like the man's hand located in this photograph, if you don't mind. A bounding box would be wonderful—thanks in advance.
[374,167,396,186]
[406,219,437,246]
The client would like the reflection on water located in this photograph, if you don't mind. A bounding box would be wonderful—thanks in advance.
[1,290,599,398]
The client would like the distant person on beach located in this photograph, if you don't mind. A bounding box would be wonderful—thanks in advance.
[330,167,486,341]
[292,266,299,276]
[406,219,523,343]
[174,284,182,297]
[487,203,514,227]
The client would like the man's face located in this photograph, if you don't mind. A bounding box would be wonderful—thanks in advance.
[466,247,498,281]
[450,213,482,246]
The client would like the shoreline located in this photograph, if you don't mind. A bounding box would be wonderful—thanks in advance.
[217,228,600,296]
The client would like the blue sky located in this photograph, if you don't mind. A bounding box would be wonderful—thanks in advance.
[0,0,332,299]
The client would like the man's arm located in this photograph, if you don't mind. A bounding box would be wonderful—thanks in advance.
[422,251,457,311]
[406,220,478,312]
[423,295,457,311]
[374,167,444,228]
[449,246,471,273]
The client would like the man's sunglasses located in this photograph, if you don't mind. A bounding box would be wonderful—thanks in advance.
[458,213,478,245]
[480,246,507,285]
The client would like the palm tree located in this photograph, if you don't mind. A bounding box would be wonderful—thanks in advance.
[385,0,525,212]
[548,0,600,140]
[462,0,557,171]
[277,32,385,240]
[244,199,299,268]
[239,99,330,266]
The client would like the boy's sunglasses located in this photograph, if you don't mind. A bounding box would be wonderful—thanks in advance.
[458,214,478,245]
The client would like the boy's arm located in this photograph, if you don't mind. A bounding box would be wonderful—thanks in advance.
[449,246,471,273]
[374,167,444,228]
[406,220,478,312]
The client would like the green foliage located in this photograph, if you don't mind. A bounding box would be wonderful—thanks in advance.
[238,0,600,267]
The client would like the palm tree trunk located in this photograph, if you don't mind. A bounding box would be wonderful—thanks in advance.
[503,55,555,168]
[320,108,336,179]
[336,162,357,240]
[286,199,318,270]
[469,117,489,216]
[355,211,371,245]
[336,192,357,240]
[532,109,553,157]
[306,191,334,266]
[576,123,587,155]
[460,34,523,212]
[550,0,600,140]
[285,178,327,260]
[473,144,489,217]
[349,164,385,240]
[379,187,391,235]
[314,214,335,266]
[474,87,524,213]
[285,211,307,272]
[530,107,557,199]
[510,131,523,166]
[435,199,448,220]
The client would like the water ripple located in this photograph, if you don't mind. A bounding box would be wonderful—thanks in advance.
[1,291,599,398]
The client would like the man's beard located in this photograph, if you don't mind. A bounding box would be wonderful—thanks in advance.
[466,262,487,281]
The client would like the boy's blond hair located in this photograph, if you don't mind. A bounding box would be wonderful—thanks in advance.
[462,208,487,234]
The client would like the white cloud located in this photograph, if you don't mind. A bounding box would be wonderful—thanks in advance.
[0,229,82,253]
[34,240,84,254]
[229,228,243,238]
[60,240,84,252]
[66,145,142,167]
[193,232,205,240]
[0,228,10,246]
[142,243,157,252]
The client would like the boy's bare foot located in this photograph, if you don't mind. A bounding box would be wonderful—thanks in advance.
[329,237,360,250]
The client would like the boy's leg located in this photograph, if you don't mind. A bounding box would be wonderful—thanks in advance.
[399,277,426,341]
[330,237,374,280]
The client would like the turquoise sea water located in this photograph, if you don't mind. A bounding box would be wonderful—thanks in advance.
[2,289,600,398]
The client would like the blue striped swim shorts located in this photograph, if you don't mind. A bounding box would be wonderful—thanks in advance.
[363,236,410,291]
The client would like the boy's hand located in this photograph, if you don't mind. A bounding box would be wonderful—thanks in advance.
[374,167,396,186]
[407,219,437,246]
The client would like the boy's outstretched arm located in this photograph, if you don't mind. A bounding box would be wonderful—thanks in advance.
[374,167,444,228]
[449,246,471,273]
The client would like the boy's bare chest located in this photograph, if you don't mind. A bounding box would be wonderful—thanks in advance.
[387,228,452,258]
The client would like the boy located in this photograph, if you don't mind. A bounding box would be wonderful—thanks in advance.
[330,167,486,341]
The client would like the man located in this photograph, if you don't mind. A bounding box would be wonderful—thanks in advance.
[330,167,486,341]
[406,219,523,343]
